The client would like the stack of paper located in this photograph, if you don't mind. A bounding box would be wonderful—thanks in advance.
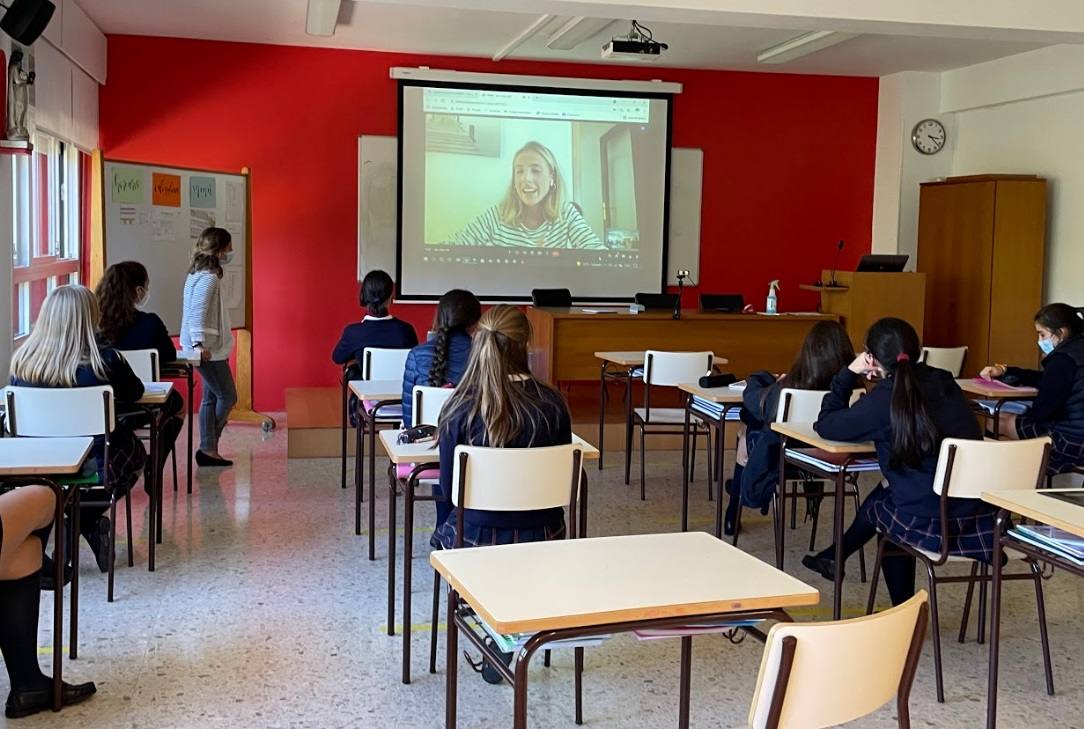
[633,619,763,641]
[690,397,743,421]
[463,612,609,654]
[974,399,1032,416]
[1010,525,1084,566]
[142,382,173,395]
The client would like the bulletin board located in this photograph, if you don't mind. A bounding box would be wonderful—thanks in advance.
[100,160,250,333]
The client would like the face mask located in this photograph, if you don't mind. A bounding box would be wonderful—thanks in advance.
[220,252,233,265]
[1038,337,1057,356]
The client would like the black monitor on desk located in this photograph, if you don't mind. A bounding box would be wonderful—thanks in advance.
[856,254,909,273]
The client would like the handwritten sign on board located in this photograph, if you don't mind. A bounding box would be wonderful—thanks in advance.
[111,167,144,204]
[152,173,181,207]
[189,176,216,209]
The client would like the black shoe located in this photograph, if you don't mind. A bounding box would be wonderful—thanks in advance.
[92,517,112,574]
[196,450,233,467]
[5,680,97,718]
[802,553,842,582]
[39,555,73,591]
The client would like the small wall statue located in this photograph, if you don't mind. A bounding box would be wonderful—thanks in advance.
[6,48,35,142]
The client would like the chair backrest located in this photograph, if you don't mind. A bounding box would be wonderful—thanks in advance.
[361,347,410,381]
[933,437,1051,499]
[699,293,745,313]
[776,388,828,424]
[642,350,713,387]
[4,385,115,437]
[919,346,968,377]
[748,591,929,729]
[531,288,572,308]
[450,443,583,516]
[411,385,455,428]
[118,348,159,382]
[634,292,679,310]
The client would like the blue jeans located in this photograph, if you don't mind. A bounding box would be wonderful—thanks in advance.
[197,359,237,451]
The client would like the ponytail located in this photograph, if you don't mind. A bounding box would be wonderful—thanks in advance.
[360,270,394,317]
[866,318,940,469]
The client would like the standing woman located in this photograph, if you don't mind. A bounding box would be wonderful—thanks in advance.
[180,228,237,468]
[980,303,1084,476]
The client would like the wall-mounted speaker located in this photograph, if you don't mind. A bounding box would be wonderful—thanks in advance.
[1,0,55,46]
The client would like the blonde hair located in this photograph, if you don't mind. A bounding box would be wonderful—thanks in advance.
[497,141,566,228]
[189,227,232,278]
[440,305,561,447]
[11,285,107,385]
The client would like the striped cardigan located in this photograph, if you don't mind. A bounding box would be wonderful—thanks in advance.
[180,270,233,360]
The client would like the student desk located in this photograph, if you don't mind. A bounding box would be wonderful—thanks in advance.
[160,349,201,496]
[137,381,174,572]
[594,351,728,474]
[957,379,1038,439]
[770,421,878,620]
[0,436,93,711]
[677,383,744,538]
[379,430,598,684]
[432,532,819,729]
[983,488,1084,729]
[348,379,403,560]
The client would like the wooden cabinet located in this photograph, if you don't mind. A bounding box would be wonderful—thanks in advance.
[917,175,1046,375]
[809,271,926,353]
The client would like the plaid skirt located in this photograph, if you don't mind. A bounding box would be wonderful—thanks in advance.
[80,426,148,497]
[432,517,566,550]
[866,484,998,564]
[1016,419,1084,475]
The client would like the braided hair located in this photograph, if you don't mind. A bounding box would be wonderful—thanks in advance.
[428,289,482,386]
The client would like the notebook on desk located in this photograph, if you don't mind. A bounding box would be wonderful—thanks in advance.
[142,382,173,395]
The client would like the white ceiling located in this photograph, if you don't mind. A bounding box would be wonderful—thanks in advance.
[78,0,1047,77]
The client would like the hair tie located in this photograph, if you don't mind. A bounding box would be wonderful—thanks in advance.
[896,352,910,363]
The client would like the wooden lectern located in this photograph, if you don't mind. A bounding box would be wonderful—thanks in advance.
[802,271,926,350]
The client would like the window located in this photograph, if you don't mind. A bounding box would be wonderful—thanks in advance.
[11,133,84,339]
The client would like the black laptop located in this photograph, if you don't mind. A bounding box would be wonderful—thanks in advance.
[856,254,909,273]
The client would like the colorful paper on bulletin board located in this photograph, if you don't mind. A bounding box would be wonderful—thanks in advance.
[152,173,181,207]
[111,167,145,204]
[189,176,217,209]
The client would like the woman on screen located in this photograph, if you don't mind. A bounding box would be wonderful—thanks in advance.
[449,141,605,249]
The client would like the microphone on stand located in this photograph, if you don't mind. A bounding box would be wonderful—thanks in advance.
[828,240,845,286]
[674,270,689,320]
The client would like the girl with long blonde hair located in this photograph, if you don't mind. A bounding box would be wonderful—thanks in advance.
[433,305,572,550]
[9,285,146,574]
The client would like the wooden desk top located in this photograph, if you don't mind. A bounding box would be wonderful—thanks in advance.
[0,437,94,476]
[137,381,174,406]
[430,532,819,634]
[378,430,600,464]
[957,378,1038,400]
[678,382,744,404]
[348,380,402,401]
[982,489,1084,539]
[595,351,729,367]
[537,307,835,323]
[771,421,875,454]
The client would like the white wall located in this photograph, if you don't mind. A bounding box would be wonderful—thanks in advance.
[952,91,1084,304]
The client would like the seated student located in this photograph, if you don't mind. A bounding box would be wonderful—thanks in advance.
[0,485,96,717]
[725,320,854,534]
[433,305,572,550]
[331,270,418,425]
[95,261,185,489]
[980,303,1084,476]
[801,318,984,606]
[9,285,147,574]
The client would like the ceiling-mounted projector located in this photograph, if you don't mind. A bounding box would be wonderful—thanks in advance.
[602,20,667,61]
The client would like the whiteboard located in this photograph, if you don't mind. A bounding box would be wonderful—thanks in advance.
[103,161,248,333]
[356,138,704,292]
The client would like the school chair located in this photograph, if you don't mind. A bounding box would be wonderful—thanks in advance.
[429,443,584,690]
[4,385,131,604]
[742,591,928,729]
[118,349,179,493]
[866,437,1054,703]
[768,388,876,577]
[626,350,714,499]
[919,346,968,377]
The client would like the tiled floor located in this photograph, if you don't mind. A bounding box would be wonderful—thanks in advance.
[5,421,1084,728]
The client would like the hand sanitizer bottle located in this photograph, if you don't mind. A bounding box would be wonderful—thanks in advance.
[766,280,780,314]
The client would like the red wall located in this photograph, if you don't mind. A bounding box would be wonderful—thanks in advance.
[100,35,878,411]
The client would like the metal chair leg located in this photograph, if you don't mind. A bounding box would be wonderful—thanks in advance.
[639,425,646,501]
[107,498,117,603]
[1031,561,1055,696]
[959,562,979,643]
[544,650,551,667]
[977,563,988,645]
[575,646,584,725]
[171,447,178,492]
[689,429,698,484]
[430,570,441,675]
[925,561,946,703]
[125,493,134,568]
[865,537,885,615]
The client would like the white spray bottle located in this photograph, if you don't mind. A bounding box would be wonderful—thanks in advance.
[766,279,780,314]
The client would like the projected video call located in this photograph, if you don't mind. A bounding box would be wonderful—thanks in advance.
[399,85,670,299]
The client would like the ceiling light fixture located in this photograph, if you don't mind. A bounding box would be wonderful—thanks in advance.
[756,30,856,64]
[305,0,342,37]
[493,14,556,62]
[546,17,619,51]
